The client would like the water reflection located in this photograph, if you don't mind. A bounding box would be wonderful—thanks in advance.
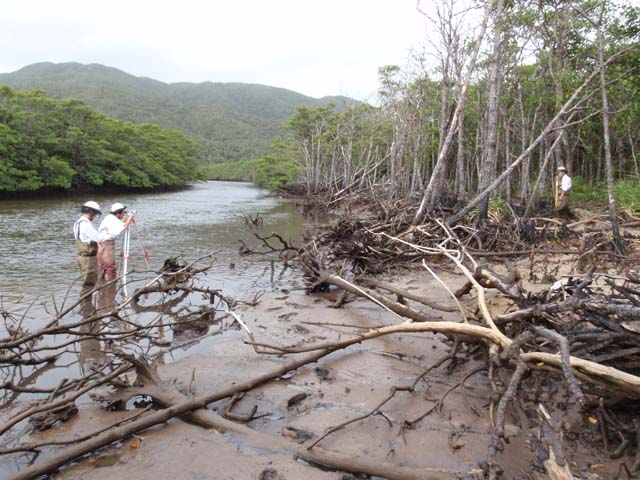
[97,280,118,315]
[77,317,106,375]
[0,360,58,410]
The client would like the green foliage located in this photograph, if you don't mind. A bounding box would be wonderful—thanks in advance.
[614,179,640,213]
[571,177,605,206]
[204,137,300,188]
[464,196,509,222]
[571,178,640,213]
[206,159,258,182]
[285,102,390,193]
[0,85,201,193]
[254,138,301,189]
[0,62,357,164]
[254,155,300,189]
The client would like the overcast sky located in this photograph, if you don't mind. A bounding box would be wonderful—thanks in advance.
[0,0,431,101]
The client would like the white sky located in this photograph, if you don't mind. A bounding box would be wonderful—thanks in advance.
[0,0,431,101]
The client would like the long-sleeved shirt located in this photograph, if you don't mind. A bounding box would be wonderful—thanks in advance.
[559,175,572,192]
[99,214,126,240]
[73,217,110,244]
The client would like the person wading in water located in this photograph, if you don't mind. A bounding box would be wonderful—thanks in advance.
[97,202,135,281]
[73,201,110,309]
[73,201,110,369]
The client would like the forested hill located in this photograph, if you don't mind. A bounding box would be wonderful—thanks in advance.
[0,62,355,163]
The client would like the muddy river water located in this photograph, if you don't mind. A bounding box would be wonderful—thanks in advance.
[0,181,314,322]
[0,181,318,424]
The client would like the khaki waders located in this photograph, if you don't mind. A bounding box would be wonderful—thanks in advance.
[76,239,98,295]
[554,188,571,215]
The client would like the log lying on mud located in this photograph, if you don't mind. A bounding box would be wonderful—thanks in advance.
[294,216,640,477]
[8,353,462,480]
[4,205,640,479]
[297,268,640,398]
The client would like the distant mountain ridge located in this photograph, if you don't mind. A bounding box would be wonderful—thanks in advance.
[0,62,355,162]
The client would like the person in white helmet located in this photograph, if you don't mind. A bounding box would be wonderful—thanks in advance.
[97,202,135,280]
[73,201,111,297]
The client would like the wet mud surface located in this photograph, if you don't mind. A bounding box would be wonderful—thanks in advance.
[0,260,619,480]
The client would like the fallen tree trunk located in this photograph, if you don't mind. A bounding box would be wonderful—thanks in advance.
[9,353,464,480]
[138,362,464,480]
[295,272,640,398]
[7,346,335,480]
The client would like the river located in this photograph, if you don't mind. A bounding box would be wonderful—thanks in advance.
[0,181,320,396]
[0,181,324,476]
[0,181,314,325]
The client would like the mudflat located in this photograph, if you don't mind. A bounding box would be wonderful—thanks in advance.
[14,262,615,480]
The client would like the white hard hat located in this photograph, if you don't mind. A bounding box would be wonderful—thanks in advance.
[110,202,126,213]
[82,201,101,214]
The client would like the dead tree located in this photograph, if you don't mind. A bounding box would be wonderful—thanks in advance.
[413,0,493,223]
[477,0,505,222]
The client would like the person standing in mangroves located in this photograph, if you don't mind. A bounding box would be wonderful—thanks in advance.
[554,166,573,218]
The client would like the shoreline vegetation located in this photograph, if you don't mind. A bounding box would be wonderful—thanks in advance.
[0,61,357,164]
[205,140,300,190]
[0,86,202,195]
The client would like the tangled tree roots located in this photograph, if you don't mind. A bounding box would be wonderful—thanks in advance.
[3,202,640,479]
[295,217,640,478]
[305,194,638,275]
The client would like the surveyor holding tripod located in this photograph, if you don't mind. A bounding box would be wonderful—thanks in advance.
[97,203,135,280]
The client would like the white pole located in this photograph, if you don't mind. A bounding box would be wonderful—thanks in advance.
[122,227,130,297]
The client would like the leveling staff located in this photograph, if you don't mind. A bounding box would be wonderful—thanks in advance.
[73,201,111,296]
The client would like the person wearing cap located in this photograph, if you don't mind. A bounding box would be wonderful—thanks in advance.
[555,166,572,216]
[97,203,135,280]
[73,201,111,296]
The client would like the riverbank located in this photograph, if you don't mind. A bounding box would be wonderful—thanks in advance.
[5,262,623,480]
[0,183,196,200]
[2,190,639,479]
